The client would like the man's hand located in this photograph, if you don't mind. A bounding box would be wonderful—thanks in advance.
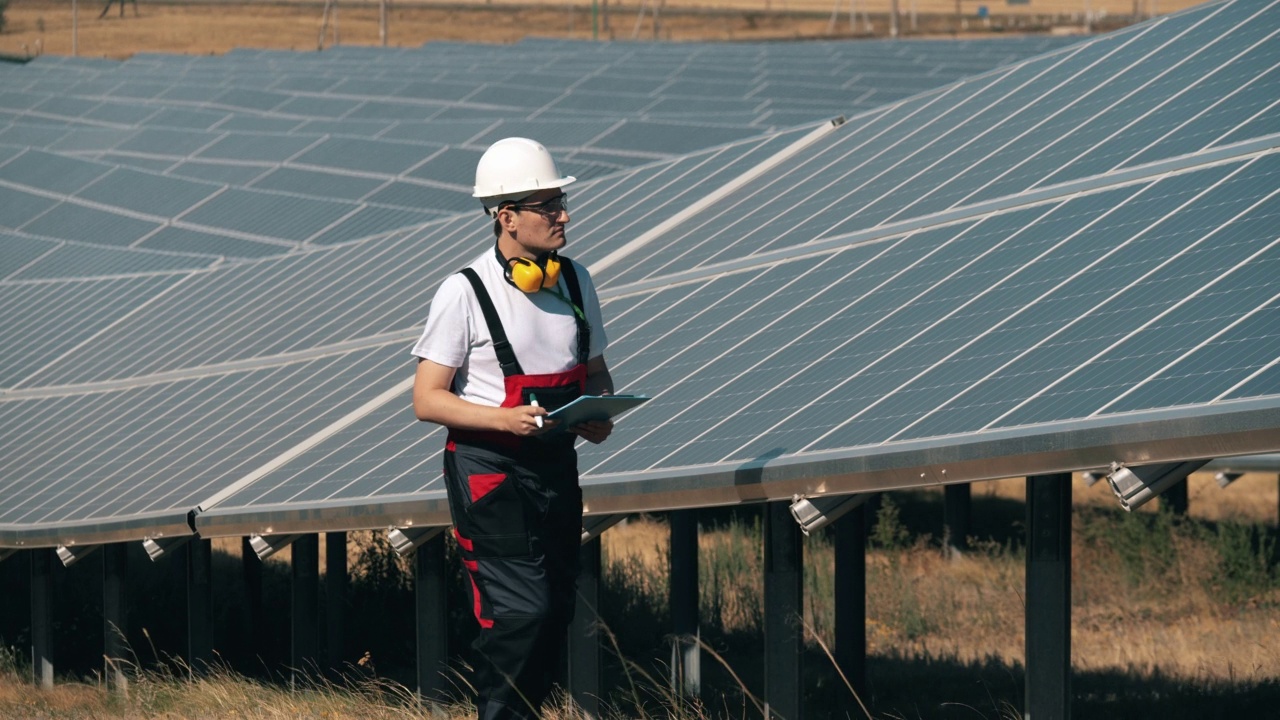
[504,405,554,436]
[570,419,613,444]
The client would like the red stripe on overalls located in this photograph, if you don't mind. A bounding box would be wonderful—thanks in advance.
[453,528,493,629]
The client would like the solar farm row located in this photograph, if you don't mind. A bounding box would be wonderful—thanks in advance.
[1,0,1277,549]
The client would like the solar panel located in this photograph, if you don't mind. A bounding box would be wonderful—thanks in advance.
[5,15,1267,549]
[0,273,188,390]
[7,241,218,280]
[191,0,1280,537]
[588,1,1280,285]
[0,344,407,547]
[0,35,1072,266]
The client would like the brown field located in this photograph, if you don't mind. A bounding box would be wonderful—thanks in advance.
[606,473,1280,680]
[1,0,1204,59]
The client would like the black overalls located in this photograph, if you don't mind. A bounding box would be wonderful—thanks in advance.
[443,259,590,720]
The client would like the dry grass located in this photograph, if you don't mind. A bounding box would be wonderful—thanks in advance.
[0,0,1205,60]
[603,473,1280,682]
[0,481,1274,717]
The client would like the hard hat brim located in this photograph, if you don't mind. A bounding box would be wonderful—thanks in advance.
[473,174,576,200]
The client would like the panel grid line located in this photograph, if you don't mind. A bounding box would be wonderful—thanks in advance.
[583,215,1011,472]
[1094,290,1280,415]
[959,15,1280,208]
[869,10,1225,226]
[974,157,1269,430]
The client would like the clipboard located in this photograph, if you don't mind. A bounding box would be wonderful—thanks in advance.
[546,394,650,429]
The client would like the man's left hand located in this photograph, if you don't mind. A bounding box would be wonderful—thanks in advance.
[570,419,613,444]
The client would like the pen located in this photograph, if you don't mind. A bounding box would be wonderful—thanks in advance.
[530,394,543,429]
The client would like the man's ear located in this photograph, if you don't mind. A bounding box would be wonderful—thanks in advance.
[498,207,519,234]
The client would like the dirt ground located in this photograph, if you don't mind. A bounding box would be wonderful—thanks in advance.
[0,0,1202,59]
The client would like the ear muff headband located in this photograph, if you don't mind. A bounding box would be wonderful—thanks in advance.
[501,250,562,293]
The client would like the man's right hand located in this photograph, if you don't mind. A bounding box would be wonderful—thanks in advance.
[505,405,554,436]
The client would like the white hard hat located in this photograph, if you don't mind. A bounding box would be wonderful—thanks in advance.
[473,137,575,213]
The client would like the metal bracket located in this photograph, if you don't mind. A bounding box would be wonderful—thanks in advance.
[789,492,871,536]
[143,535,192,561]
[1106,459,1210,511]
[581,514,627,544]
[56,543,99,567]
[387,526,445,556]
[1215,471,1244,488]
[249,533,303,560]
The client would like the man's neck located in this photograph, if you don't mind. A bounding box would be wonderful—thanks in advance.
[496,234,535,262]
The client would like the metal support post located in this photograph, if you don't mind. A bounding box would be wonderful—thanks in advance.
[1162,478,1188,516]
[944,483,972,555]
[241,538,264,660]
[1025,474,1072,720]
[414,532,448,704]
[669,509,700,698]
[834,503,867,706]
[103,543,129,693]
[569,535,602,717]
[764,501,803,720]
[291,534,319,684]
[379,0,387,46]
[31,549,54,689]
[325,532,347,672]
[187,539,212,670]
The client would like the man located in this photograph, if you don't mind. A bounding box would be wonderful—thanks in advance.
[412,137,613,720]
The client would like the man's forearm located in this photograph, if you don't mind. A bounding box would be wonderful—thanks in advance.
[416,388,507,431]
[584,368,613,395]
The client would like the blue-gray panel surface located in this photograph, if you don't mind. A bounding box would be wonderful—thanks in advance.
[0,346,404,526]
[137,226,286,257]
[250,167,388,201]
[0,149,114,194]
[76,167,222,217]
[307,206,443,246]
[364,181,475,213]
[0,186,59,228]
[6,19,1266,545]
[166,161,271,185]
[292,136,438,175]
[116,127,222,156]
[197,133,318,162]
[12,243,216,280]
[22,203,161,246]
[179,189,355,243]
[0,233,58,278]
[0,274,184,389]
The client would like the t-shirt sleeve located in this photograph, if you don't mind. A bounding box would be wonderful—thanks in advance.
[574,261,609,360]
[411,274,473,368]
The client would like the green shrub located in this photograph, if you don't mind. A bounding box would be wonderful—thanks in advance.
[1204,521,1278,603]
[870,494,911,550]
[1079,504,1180,589]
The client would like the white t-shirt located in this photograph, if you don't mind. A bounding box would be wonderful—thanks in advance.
[412,249,608,408]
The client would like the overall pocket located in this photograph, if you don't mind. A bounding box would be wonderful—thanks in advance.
[465,471,532,558]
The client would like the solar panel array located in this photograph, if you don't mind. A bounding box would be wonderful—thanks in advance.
[1,37,1070,263]
[3,2,1279,549]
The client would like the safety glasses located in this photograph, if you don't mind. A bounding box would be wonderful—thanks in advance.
[507,193,569,218]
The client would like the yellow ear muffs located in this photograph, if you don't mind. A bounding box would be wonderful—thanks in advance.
[505,253,561,293]
[507,257,546,293]
[540,253,561,288]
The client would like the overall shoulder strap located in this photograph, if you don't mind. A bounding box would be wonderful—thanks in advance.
[557,258,591,366]
[458,267,523,377]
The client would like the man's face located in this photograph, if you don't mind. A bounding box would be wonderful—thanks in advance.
[500,188,570,256]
